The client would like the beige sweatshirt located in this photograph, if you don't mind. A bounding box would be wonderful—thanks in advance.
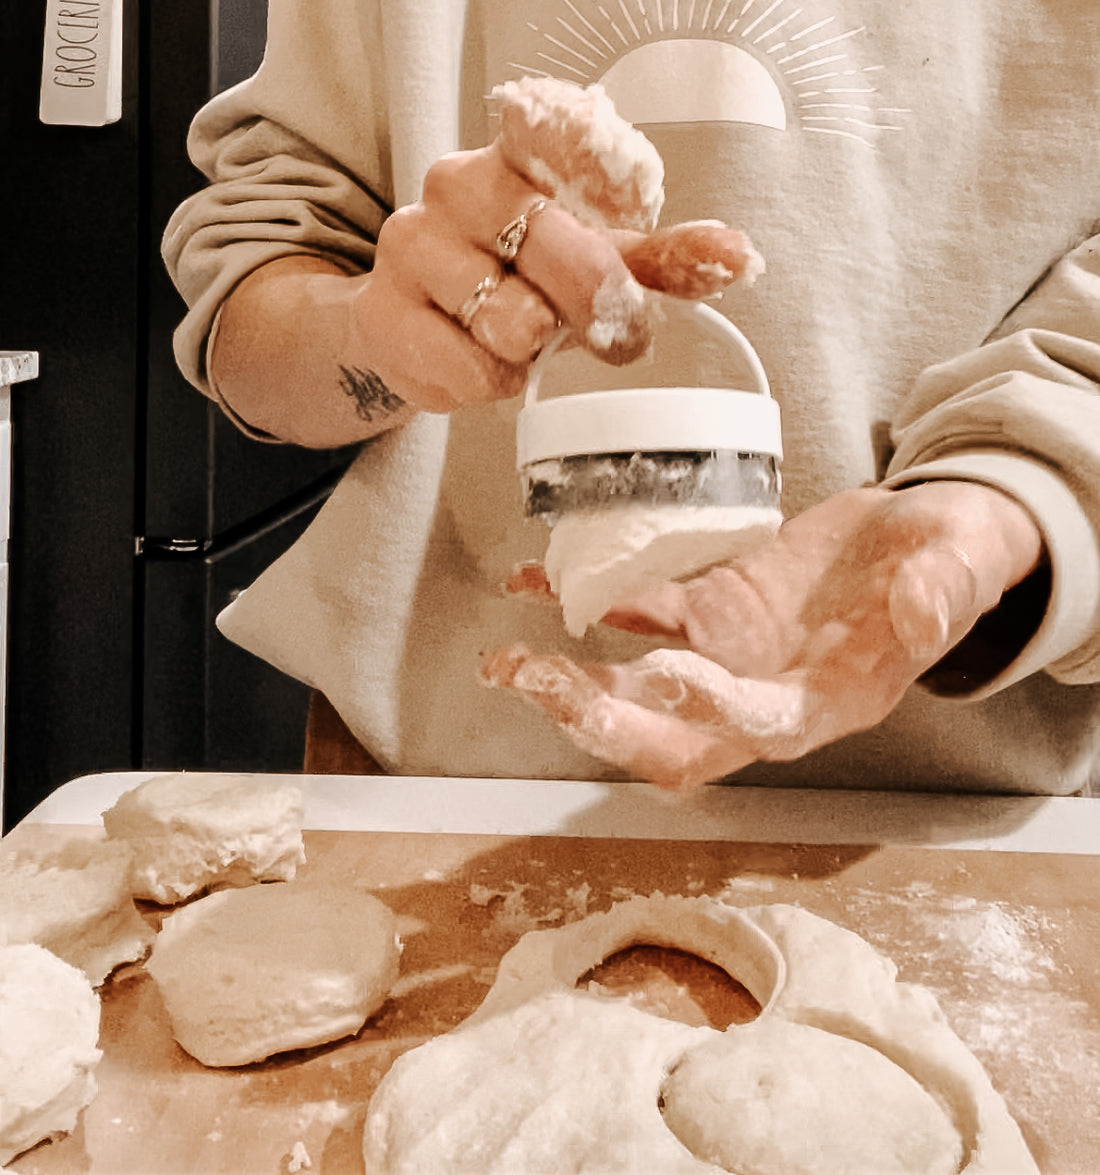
[163,0,1100,794]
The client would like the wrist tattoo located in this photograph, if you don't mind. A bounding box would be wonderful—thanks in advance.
[337,364,406,422]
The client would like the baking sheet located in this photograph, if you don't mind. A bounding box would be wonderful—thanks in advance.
[7,825,1100,1175]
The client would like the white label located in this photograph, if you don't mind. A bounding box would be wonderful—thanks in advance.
[39,0,124,127]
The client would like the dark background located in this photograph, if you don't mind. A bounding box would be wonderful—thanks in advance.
[1,1,355,828]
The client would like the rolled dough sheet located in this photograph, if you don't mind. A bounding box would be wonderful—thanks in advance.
[362,895,1037,1174]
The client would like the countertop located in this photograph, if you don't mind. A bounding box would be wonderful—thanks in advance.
[5,772,1100,1174]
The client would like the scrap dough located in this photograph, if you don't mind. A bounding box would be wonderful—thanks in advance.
[102,771,305,903]
[0,832,155,985]
[361,895,1037,1174]
[0,943,102,1166]
[147,881,400,1067]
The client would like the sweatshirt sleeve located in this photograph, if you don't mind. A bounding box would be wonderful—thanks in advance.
[160,0,393,432]
[885,231,1100,694]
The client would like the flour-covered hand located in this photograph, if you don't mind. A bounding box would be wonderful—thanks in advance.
[212,76,760,444]
[362,76,761,410]
[482,482,1043,791]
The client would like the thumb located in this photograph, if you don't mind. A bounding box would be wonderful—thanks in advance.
[888,543,980,662]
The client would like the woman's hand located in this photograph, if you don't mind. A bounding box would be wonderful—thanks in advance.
[357,142,759,413]
[210,79,759,447]
[483,481,1044,792]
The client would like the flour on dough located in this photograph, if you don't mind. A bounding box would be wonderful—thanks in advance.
[147,881,400,1067]
[361,895,1037,1174]
[102,771,305,903]
[0,832,155,985]
[545,503,782,637]
[0,943,102,1167]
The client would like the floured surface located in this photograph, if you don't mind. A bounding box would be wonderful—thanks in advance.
[5,823,1099,1175]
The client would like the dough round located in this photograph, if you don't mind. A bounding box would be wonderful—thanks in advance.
[0,833,155,985]
[102,771,305,903]
[147,882,400,1067]
[660,1019,962,1175]
[0,944,102,1166]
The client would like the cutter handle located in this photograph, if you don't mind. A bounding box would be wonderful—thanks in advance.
[523,298,771,409]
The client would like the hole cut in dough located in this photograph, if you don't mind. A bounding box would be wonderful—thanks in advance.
[580,944,761,1030]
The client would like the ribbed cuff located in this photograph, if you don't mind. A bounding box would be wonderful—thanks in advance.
[884,451,1100,695]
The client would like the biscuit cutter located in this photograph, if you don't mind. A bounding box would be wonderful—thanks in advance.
[516,299,783,522]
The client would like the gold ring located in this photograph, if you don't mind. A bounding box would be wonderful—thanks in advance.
[495,198,548,263]
[456,274,501,330]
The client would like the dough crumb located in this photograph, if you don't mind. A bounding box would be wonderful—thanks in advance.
[287,1140,311,1172]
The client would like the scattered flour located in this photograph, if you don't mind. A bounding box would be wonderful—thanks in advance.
[470,879,595,939]
[838,882,1100,1137]
[720,875,778,897]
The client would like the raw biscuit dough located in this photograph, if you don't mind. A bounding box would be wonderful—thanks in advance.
[660,1020,959,1175]
[102,771,305,903]
[0,944,102,1166]
[545,502,783,637]
[0,832,155,985]
[361,895,1037,1174]
[147,881,400,1067]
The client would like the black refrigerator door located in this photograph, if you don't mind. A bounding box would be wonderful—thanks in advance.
[139,1,358,775]
[2,0,357,828]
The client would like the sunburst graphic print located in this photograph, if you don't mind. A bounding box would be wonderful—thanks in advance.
[508,0,909,148]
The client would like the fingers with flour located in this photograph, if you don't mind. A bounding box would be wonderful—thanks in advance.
[481,645,832,791]
[426,146,652,365]
[617,222,766,300]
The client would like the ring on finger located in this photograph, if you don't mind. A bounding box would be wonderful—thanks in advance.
[495,198,548,264]
[456,274,501,330]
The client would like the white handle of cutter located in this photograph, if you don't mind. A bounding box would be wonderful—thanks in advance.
[516,300,782,467]
[523,299,771,409]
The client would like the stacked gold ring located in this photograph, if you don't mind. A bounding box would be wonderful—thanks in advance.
[494,198,548,263]
[456,275,501,330]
